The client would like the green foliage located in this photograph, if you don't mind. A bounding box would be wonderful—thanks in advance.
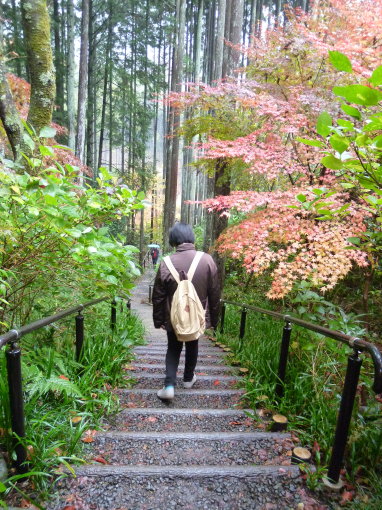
[298,57,382,297]
[333,85,382,106]
[329,50,353,73]
[0,134,143,330]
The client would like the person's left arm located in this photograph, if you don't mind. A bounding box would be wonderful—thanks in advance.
[152,264,167,328]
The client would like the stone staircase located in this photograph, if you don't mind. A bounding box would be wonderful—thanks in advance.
[51,271,319,510]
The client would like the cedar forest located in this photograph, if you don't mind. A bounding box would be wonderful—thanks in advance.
[1,0,382,507]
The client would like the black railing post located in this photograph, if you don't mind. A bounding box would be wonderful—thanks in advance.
[239,308,247,349]
[326,350,362,485]
[126,299,131,311]
[6,340,28,473]
[275,319,292,398]
[75,311,84,362]
[149,285,152,304]
[220,302,226,333]
[111,299,117,330]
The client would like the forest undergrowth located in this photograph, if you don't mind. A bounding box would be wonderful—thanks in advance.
[0,301,144,508]
[218,270,382,509]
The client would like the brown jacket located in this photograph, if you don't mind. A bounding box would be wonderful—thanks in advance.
[152,243,221,332]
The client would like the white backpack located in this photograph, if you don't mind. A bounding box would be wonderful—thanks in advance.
[163,252,206,342]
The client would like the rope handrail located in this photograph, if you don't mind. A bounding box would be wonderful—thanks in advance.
[0,296,108,349]
[221,299,382,393]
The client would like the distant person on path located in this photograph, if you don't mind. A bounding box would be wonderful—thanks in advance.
[151,247,159,266]
[152,222,220,400]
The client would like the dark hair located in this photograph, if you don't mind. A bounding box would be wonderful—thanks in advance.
[169,222,195,247]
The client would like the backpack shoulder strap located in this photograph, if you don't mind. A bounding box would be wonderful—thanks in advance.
[187,251,204,282]
[163,256,180,284]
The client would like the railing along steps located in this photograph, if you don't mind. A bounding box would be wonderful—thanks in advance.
[51,270,317,509]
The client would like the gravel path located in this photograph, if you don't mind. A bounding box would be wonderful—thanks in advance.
[51,269,327,510]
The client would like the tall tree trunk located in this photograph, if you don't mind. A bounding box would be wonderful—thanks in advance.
[108,0,114,173]
[211,0,244,279]
[256,0,263,37]
[0,17,24,159]
[120,42,128,177]
[249,0,258,40]
[11,0,22,77]
[108,41,113,171]
[276,0,283,25]
[163,0,186,251]
[139,0,150,267]
[53,0,64,120]
[207,0,216,84]
[97,7,112,171]
[227,0,244,72]
[86,0,96,175]
[222,0,232,77]
[67,0,76,149]
[75,0,89,164]
[189,0,204,226]
[21,0,55,133]
[98,65,108,171]
[214,0,226,81]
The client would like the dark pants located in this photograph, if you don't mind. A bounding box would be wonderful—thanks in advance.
[164,331,198,387]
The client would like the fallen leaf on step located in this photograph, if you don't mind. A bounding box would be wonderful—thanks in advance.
[93,456,108,465]
[340,491,354,505]
[213,380,221,386]
[196,372,207,376]
[146,416,158,423]
[123,365,136,371]
[81,429,97,443]
[229,421,242,426]
[312,440,321,454]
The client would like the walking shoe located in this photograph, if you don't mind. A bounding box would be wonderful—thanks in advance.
[183,374,197,389]
[157,386,175,400]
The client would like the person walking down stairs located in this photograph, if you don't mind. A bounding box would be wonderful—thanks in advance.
[152,222,221,400]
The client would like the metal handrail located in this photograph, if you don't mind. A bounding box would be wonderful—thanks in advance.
[221,299,382,393]
[220,298,382,487]
[148,276,156,303]
[1,295,131,473]
[0,296,107,349]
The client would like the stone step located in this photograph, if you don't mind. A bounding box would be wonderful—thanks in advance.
[52,464,302,510]
[128,363,237,375]
[86,431,294,466]
[131,372,240,389]
[134,346,225,355]
[106,407,258,433]
[139,339,216,347]
[117,388,245,409]
[134,354,228,365]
